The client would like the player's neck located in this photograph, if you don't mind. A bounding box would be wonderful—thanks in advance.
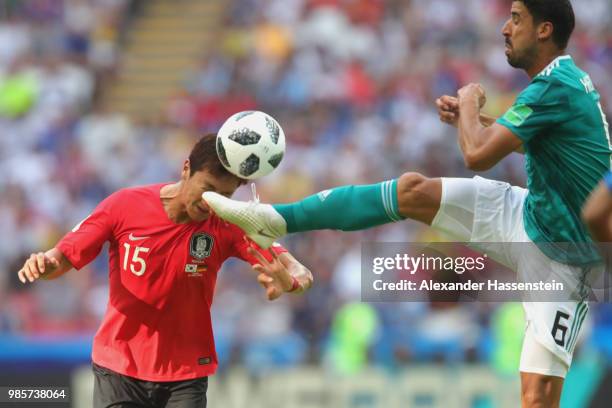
[526,49,566,78]
[160,182,190,224]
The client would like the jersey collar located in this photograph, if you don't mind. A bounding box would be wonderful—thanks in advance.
[536,55,573,77]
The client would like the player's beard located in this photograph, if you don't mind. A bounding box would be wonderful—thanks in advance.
[506,42,538,71]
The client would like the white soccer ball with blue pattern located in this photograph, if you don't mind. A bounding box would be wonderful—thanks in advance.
[216,111,286,180]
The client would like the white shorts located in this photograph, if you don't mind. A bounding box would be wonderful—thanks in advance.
[431,176,593,378]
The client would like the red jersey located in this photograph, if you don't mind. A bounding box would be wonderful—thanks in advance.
[56,184,286,381]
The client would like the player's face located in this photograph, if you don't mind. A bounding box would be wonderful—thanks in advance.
[502,2,539,70]
[182,168,241,222]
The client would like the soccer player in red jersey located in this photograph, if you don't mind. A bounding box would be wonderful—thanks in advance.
[16,134,313,408]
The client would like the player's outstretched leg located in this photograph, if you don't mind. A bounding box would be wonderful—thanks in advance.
[202,172,442,248]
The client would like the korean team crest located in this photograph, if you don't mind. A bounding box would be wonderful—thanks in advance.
[189,233,214,259]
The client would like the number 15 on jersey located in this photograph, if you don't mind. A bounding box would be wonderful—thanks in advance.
[123,243,150,276]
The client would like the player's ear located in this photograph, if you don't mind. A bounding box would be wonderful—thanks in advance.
[181,160,191,180]
[537,21,553,42]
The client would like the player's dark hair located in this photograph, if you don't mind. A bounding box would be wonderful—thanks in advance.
[517,0,575,50]
[188,133,246,184]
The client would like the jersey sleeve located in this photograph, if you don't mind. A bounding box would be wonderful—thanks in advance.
[56,192,118,270]
[496,79,572,143]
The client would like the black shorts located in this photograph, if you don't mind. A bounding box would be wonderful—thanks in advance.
[92,364,208,408]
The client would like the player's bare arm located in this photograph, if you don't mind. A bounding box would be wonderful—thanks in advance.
[17,247,74,284]
[247,247,313,300]
[583,179,612,242]
[437,93,525,155]
[456,83,523,170]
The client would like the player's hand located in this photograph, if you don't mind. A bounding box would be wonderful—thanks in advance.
[457,83,486,108]
[17,252,61,284]
[435,95,460,126]
[247,246,293,301]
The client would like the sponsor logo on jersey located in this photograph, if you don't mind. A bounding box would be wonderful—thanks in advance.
[128,233,150,241]
[189,232,214,259]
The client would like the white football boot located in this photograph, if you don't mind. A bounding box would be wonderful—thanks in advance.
[202,184,287,249]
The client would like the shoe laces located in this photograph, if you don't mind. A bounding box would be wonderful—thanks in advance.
[249,183,260,207]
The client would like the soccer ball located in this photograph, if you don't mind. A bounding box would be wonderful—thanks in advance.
[216,111,286,179]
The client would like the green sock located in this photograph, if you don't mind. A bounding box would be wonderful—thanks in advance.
[273,179,403,233]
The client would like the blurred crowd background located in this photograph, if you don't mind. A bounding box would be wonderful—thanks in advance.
[1,0,612,391]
